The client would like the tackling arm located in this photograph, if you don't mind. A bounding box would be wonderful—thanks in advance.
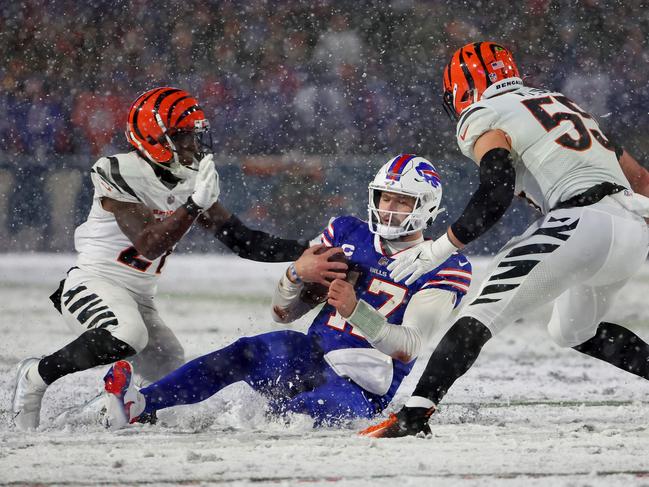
[388,129,515,285]
[199,202,309,262]
[448,129,516,247]
[102,198,198,260]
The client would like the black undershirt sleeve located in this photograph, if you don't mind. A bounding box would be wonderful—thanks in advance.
[215,214,309,262]
[450,147,516,246]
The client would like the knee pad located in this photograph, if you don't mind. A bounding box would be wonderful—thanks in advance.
[547,314,596,348]
[547,325,574,348]
[224,335,276,372]
[112,321,149,354]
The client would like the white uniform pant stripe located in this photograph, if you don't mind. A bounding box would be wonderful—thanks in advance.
[59,268,185,382]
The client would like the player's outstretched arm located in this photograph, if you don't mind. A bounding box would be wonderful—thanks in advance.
[102,156,218,259]
[199,201,310,262]
[389,129,515,284]
[103,198,200,260]
[449,129,515,245]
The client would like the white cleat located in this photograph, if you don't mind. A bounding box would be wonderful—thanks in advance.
[12,358,48,431]
[103,361,145,430]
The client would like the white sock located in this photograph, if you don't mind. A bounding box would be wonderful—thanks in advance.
[405,396,435,409]
[28,362,48,389]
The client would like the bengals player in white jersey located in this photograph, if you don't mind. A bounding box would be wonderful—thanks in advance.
[361,42,649,437]
[12,87,345,430]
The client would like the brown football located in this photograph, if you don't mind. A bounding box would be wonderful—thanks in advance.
[299,248,349,306]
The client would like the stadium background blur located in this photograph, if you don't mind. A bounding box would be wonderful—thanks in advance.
[1,0,647,254]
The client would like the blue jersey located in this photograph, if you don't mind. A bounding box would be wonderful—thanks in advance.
[308,216,472,398]
[140,216,472,424]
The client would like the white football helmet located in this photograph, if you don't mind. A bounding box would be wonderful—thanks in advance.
[368,154,443,239]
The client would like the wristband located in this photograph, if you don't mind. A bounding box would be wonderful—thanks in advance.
[435,233,459,257]
[347,299,387,341]
[287,262,303,284]
[184,196,202,217]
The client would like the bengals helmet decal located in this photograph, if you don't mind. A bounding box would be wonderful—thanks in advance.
[125,87,208,164]
[443,42,520,121]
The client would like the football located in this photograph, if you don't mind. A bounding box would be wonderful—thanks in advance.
[299,247,349,306]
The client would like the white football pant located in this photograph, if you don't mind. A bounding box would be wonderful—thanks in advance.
[462,196,649,347]
[60,268,184,382]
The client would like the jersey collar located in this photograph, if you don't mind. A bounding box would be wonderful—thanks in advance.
[482,77,524,99]
[374,233,424,257]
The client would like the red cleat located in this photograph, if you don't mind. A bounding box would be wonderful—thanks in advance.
[359,407,435,438]
[103,361,146,429]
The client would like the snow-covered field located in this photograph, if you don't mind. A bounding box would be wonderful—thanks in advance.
[2,253,649,486]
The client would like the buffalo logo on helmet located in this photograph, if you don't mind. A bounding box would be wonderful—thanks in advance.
[415,161,441,188]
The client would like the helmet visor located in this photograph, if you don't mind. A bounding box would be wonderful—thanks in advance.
[168,120,213,161]
[368,186,424,239]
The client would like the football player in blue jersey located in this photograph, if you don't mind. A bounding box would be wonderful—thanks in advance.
[102,154,473,428]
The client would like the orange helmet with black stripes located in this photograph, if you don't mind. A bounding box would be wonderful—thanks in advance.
[443,42,521,121]
[125,87,211,165]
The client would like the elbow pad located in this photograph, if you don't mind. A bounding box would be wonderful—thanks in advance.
[451,148,516,245]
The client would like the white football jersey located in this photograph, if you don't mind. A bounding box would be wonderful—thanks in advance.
[456,85,629,213]
[74,151,196,296]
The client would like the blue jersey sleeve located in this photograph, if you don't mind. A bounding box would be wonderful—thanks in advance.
[420,253,472,307]
[319,216,364,248]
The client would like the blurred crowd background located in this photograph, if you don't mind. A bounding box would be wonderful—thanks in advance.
[1,0,647,253]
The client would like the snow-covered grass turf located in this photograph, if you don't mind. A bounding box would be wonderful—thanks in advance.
[1,254,649,486]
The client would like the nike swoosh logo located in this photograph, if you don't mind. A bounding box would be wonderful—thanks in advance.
[459,125,470,141]
[459,261,469,267]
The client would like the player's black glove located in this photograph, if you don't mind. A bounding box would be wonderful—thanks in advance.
[359,406,434,438]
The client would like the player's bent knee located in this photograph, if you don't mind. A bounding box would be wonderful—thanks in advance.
[166,340,185,367]
[547,317,596,348]
[155,330,184,363]
[547,329,575,348]
[234,335,267,357]
[169,333,184,356]
[112,322,149,354]
[157,341,185,373]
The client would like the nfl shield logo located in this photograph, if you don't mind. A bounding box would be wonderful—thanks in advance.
[378,257,389,267]
[167,195,175,204]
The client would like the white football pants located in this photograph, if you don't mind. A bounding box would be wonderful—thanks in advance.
[59,268,184,382]
[462,196,649,347]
